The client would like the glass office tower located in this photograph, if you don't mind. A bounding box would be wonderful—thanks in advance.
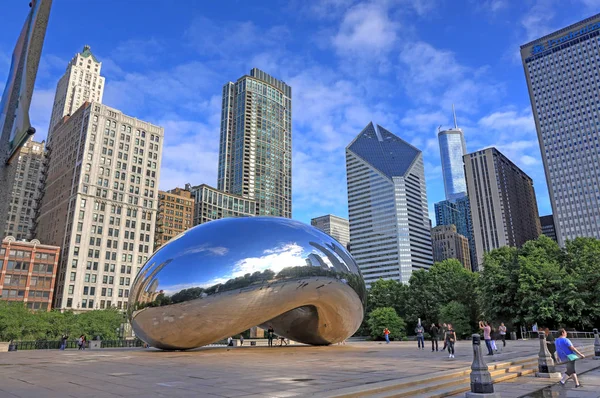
[346,122,433,286]
[438,127,467,201]
[435,197,477,270]
[520,14,600,246]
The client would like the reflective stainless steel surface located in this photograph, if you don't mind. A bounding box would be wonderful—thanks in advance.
[128,217,366,350]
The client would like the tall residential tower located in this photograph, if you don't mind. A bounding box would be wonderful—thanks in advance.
[47,46,105,142]
[217,68,292,218]
[521,14,600,246]
[464,147,541,265]
[346,122,432,286]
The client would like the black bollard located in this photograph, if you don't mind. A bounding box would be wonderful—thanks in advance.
[535,331,561,378]
[465,334,500,398]
[594,328,600,360]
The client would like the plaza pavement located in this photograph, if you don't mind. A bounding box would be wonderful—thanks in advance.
[0,339,596,397]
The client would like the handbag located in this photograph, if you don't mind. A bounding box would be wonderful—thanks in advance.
[567,353,579,361]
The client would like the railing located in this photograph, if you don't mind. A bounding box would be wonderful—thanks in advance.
[11,339,144,350]
[520,330,597,339]
[101,339,144,348]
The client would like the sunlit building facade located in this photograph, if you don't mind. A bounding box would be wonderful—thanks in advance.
[434,197,477,270]
[521,14,600,246]
[217,68,292,218]
[464,147,541,266]
[190,184,257,226]
[438,127,467,201]
[346,122,433,287]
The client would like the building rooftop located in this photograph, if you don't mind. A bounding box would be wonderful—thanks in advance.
[347,122,420,180]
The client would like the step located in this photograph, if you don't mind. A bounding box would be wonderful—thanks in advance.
[369,365,537,398]
[424,368,538,398]
[321,347,596,398]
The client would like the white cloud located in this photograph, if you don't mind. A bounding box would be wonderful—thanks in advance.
[332,2,399,57]
[184,16,289,56]
[398,41,503,112]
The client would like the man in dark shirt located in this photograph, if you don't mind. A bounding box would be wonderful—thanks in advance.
[430,324,439,352]
[267,326,274,347]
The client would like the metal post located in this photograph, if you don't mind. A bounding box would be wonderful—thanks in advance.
[594,328,600,360]
[465,334,500,398]
[535,331,561,379]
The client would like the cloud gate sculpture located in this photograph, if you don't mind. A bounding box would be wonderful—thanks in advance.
[128,217,366,350]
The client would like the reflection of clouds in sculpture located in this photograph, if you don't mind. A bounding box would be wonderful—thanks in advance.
[129,217,366,350]
[180,244,229,257]
[232,243,305,277]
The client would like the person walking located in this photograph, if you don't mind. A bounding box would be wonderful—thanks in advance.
[60,334,68,350]
[544,327,557,362]
[441,323,448,352]
[383,328,390,344]
[415,323,425,350]
[555,328,584,388]
[239,335,244,346]
[479,321,493,355]
[267,326,274,347]
[499,323,507,348]
[430,323,439,352]
[445,323,456,359]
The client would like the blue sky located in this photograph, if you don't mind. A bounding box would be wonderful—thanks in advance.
[1,0,599,225]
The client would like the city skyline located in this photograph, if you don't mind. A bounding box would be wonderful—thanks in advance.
[1,2,598,226]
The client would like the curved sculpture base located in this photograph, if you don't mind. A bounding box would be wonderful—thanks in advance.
[132,276,363,350]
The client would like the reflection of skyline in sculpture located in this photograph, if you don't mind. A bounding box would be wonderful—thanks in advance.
[129,217,366,350]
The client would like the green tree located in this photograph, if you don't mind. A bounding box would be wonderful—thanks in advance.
[439,301,470,339]
[429,259,478,329]
[477,246,520,324]
[405,270,438,328]
[515,237,566,327]
[366,278,407,318]
[367,307,406,340]
[562,237,600,328]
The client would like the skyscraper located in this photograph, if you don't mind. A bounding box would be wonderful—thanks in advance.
[4,137,45,240]
[438,106,467,201]
[520,14,600,246]
[434,106,476,269]
[346,122,432,286]
[47,45,105,143]
[431,224,471,271]
[36,102,163,310]
[310,214,350,250]
[464,147,541,265]
[217,68,292,218]
[434,197,477,270]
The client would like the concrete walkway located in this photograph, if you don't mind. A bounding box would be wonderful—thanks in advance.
[0,340,594,397]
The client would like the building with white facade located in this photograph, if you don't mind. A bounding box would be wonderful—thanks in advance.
[521,14,600,246]
[346,122,432,286]
[36,102,163,310]
[4,138,45,240]
[310,214,350,250]
[47,45,104,143]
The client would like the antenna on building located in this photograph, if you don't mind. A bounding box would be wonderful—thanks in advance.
[452,104,458,129]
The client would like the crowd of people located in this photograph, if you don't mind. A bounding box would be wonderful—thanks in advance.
[380,322,586,387]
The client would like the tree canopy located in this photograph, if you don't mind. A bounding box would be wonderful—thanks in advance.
[359,236,600,337]
[0,302,124,341]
